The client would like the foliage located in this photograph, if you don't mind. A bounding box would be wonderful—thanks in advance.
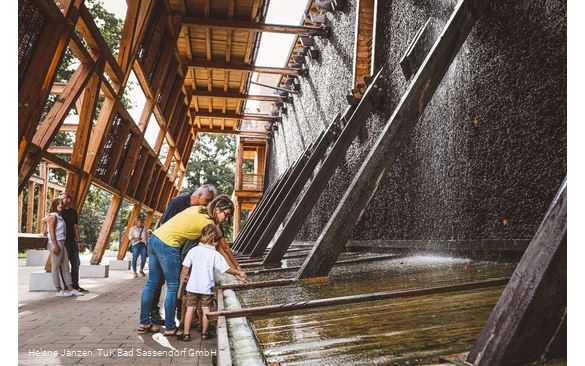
[79,186,111,251]
[41,0,133,121]
[182,133,237,196]
[182,133,237,241]
[49,132,75,185]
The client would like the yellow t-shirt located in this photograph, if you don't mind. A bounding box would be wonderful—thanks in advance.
[153,206,214,248]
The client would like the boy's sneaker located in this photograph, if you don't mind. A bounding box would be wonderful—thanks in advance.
[56,290,72,297]
[70,289,84,296]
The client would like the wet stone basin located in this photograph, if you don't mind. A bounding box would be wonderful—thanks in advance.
[235,254,518,365]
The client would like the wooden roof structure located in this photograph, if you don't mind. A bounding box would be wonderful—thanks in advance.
[17,0,334,263]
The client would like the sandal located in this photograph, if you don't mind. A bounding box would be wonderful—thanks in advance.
[134,273,138,278]
[163,327,183,337]
[201,333,214,340]
[140,269,146,277]
[177,333,191,342]
[137,324,159,333]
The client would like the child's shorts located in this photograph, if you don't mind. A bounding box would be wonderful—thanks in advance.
[186,292,214,308]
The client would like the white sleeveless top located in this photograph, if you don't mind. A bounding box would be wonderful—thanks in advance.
[48,212,66,245]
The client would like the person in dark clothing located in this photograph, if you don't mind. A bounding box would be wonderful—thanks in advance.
[149,184,217,325]
[42,192,88,292]
[58,192,87,292]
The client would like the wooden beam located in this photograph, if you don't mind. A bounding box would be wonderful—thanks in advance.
[193,111,277,122]
[77,98,119,211]
[246,116,342,257]
[77,3,124,84]
[213,278,295,292]
[352,0,376,89]
[46,146,74,154]
[182,17,329,37]
[19,61,98,193]
[216,289,233,366]
[467,178,567,365]
[26,181,35,233]
[91,195,123,264]
[18,1,80,152]
[67,68,103,200]
[191,90,287,103]
[261,71,382,261]
[188,60,305,76]
[206,278,510,321]
[118,203,143,259]
[296,0,490,279]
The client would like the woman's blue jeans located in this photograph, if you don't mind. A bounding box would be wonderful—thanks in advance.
[131,242,147,273]
[139,235,181,330]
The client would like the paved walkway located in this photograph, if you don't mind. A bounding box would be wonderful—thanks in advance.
[17,253,217,365]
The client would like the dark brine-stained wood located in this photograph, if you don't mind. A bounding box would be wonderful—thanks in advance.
[213,279,295,292]
[262,70,383,264]
[206,278,510,321]
[234,136,318,254]
[296,0,491,279]
[238,131,327,255]
[248,114,345,257]
[467,178,567,365]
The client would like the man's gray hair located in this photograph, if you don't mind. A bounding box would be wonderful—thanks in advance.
[194,184,217,197]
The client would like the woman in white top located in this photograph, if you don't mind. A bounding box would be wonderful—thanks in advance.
[129,217,148,277]
[45,198,84,297]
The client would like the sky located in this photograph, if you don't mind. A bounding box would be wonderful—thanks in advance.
[98,0,310,148]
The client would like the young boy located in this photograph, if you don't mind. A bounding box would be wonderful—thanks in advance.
[178,224,247,341]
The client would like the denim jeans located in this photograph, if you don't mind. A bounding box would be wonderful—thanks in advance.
[131,242,147,273]
[140,235,181,330]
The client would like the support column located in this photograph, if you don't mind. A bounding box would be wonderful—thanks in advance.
[36,162,49,233]
[466,178,567,365]
[296,0,491,279]
[118,203,143,260]
[91,195,123,265]
[233,197,242,239]
[26,181,35,233]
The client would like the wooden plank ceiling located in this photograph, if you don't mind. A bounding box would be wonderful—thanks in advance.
[170,0,269,133]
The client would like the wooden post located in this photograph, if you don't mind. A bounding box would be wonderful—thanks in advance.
[26,181,35,233]
[231,162,295,252]
[215,289,233,366]
[213,278,295,292]
[91,195,123,264]
[36,162,49,233]
[18,192,23,232]
[249,114,344,258]
[237,130,327,257]
[116,203,142,260]
[466,178,567,365]
[237,148,313,255]
[206,278,509,321]
[263,70,383,263]
[233,197,242,238]
[296,0,490,279]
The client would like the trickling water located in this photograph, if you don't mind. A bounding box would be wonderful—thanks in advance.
[215,271,266,366]
[235,253,518,365]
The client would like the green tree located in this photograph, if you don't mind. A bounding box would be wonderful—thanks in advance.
[182,133,237,241]
[183,133,237,196]
[79,186,111,251]
[42,0,128,121]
